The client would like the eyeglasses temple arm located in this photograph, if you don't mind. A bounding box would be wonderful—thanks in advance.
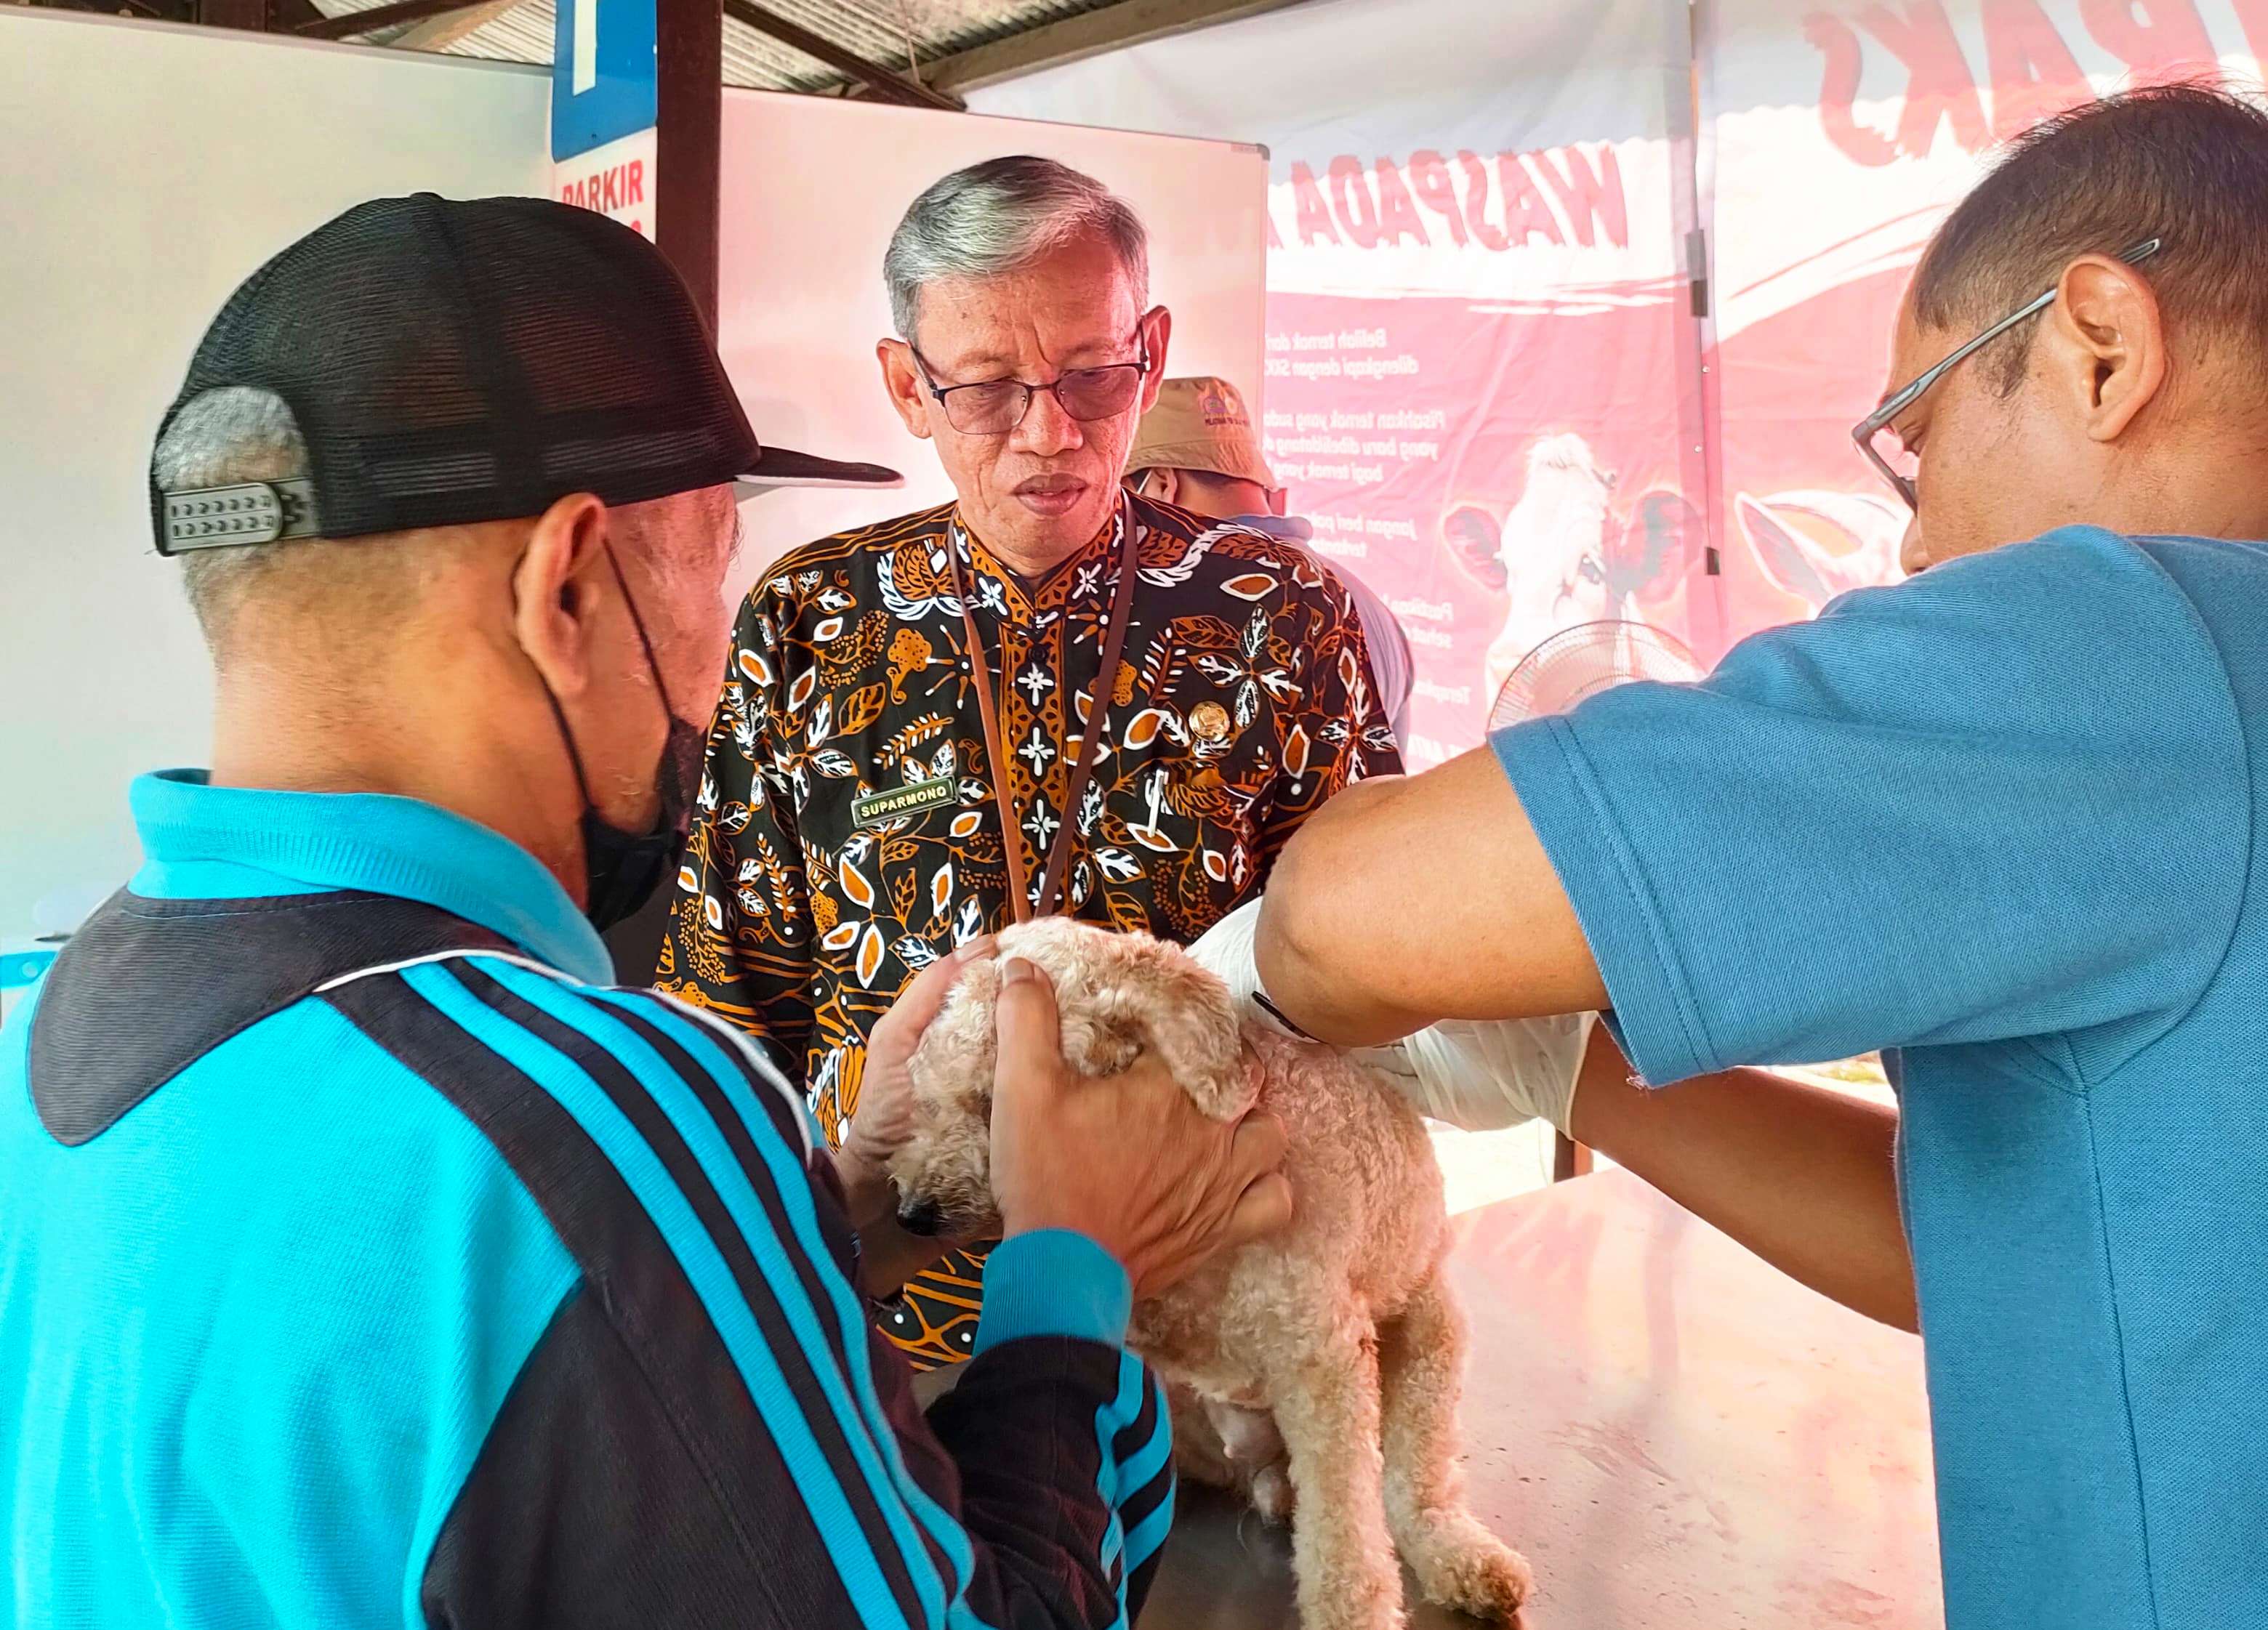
[1857,286,2055,438]
[1859,237,2163,437]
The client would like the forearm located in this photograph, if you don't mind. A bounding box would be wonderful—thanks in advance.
[857,1223,956,1302]
[927,1235,1176,1623]
[1258,926,1433,1049]
[1257,780,1443,1046]
[1570,1034,1916,1331]
[750,1169,1162,1629]
[933,1345,1177,1625]
[832,1147,953,1298]
[1255,751,1606,1046]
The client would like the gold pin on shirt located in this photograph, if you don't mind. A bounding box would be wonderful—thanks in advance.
[1190,701,1232,743]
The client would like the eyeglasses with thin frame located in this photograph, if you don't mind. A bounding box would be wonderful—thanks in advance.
[911,313,1159,436]
[1852,236,2164,510]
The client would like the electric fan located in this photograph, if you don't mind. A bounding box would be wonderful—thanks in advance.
[1487,619,1703,732]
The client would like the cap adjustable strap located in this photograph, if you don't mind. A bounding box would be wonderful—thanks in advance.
[157,479,320,554]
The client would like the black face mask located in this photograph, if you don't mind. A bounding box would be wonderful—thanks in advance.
[542,544,707,932]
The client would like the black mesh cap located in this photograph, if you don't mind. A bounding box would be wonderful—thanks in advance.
[150,193,899,553]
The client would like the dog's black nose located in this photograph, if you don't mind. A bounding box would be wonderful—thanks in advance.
[897,1198,944,1237]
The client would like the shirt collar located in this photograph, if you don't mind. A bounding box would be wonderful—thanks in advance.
[952,499,1126,621]
[128,770,614,985]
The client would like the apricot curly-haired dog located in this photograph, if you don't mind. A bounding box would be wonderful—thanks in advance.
[888,916,1529,1630]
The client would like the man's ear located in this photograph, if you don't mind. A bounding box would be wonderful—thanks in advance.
[878,339,935,441]
[1138,306,1174,413]
[2048,254,2168,444]
[511,492,613,703]
[1130,467,1178,505]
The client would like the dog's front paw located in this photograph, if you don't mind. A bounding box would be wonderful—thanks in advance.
[1302,1565,1407,1630]
[1404,1510,1532,1621]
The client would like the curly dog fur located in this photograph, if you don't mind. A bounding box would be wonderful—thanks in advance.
[888,916,1530,1630]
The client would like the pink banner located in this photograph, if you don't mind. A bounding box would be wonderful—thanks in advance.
[978,0,2267,769]
[1702,0,2267,650]
[1262,278,1705,765]
[1229,0,1705,769]
[973,0,1702,769]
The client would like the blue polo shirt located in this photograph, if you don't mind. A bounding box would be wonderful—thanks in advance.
[0,772,1171,1629]
[1494,526,2267,1630]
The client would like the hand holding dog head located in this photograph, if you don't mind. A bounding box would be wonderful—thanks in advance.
[846,935,995,1187]
[986,955,1292,1301]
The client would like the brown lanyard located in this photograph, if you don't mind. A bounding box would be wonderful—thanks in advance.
[948,508,1141,922]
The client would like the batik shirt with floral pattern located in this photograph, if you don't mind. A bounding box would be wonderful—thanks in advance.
[659,492,1401,1366]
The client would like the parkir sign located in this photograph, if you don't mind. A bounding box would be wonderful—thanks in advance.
[551,0,656,241]
[553,128,656,241]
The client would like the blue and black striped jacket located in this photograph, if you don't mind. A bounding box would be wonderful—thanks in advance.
[0,770,1173,1629]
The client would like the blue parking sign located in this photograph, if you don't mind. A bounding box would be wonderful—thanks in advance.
[552,0,658,163]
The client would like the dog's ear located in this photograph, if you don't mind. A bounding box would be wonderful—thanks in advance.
[1110,944,1256,1122]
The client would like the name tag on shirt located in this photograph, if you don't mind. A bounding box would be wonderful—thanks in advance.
[853,776,960,828]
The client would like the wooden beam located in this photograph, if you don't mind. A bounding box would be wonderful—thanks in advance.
[916,0,1306,94]
[723,0,963,111]
[388,0,519,49]
[294,0,491,39]
[656,0,723,329]
[47,0,178,20]
[200,0,268,28]
[595,0,723,986]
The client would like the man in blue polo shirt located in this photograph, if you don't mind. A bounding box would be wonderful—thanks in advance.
[0,195,1290,1629]
[1218,85,2268,1630]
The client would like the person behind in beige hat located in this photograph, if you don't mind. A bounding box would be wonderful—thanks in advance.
[1127,376,1412,746]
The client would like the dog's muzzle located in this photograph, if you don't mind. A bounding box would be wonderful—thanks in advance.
[896,1198,945,1237]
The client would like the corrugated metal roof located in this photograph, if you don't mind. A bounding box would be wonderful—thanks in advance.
[309,0,1121,92]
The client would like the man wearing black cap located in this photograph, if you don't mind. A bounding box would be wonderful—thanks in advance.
[0,194,1290,1628]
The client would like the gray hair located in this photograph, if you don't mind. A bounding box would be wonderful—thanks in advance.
[152,384,310,491]
[150,387,316,639]
[883,155,1149,344]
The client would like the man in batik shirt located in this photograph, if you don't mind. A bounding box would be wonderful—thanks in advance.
[662,156,1399,1366]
